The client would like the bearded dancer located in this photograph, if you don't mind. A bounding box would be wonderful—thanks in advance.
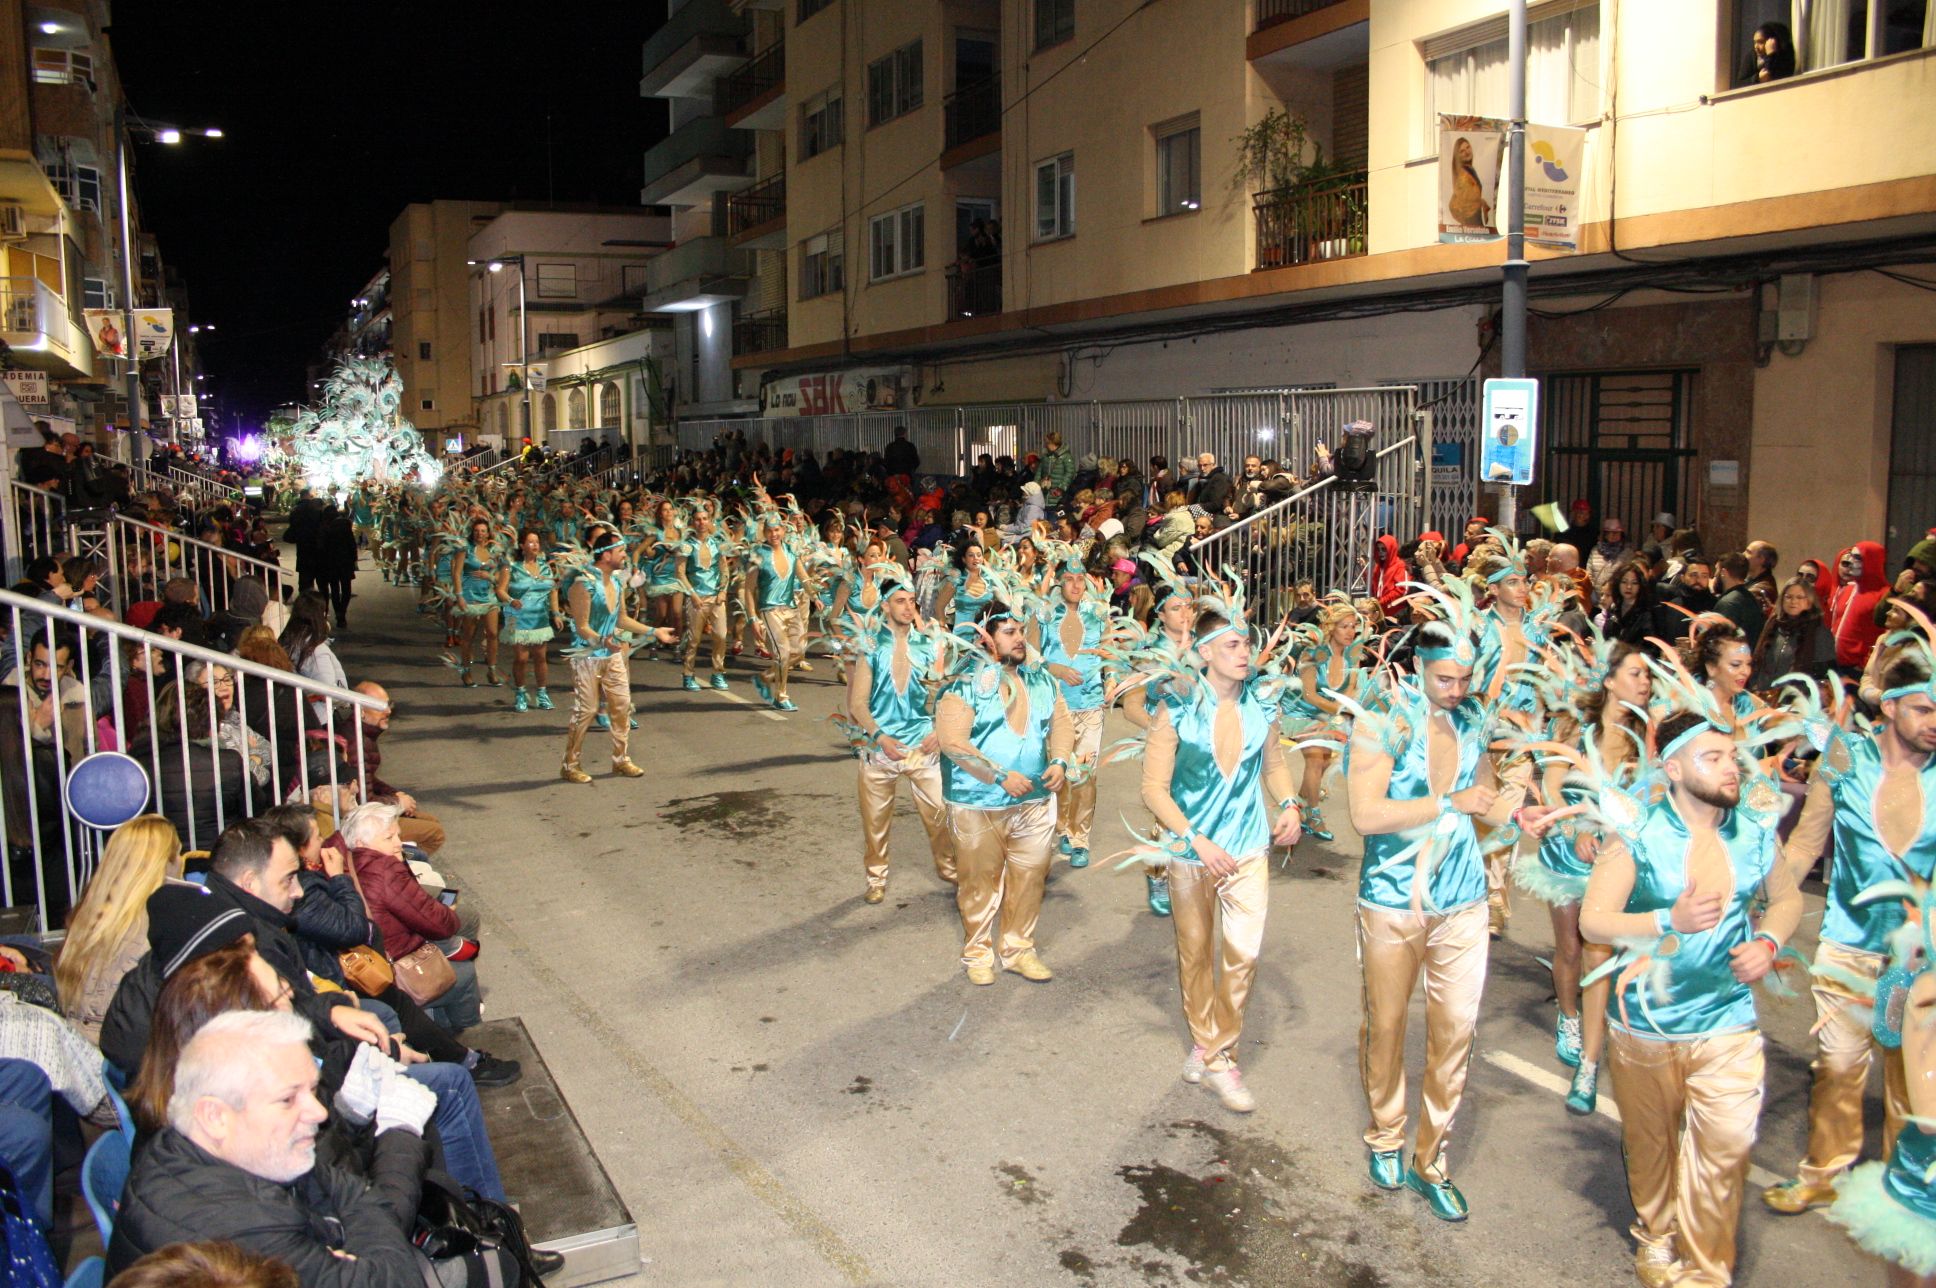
[843,573,955,904]
[1473,537,1551,938]
[1765,645,1936,1217]
[1345,594,1526,1222]
[561,531,675,783]
[1036,555,1109,869]
[676,505,732,693]
[935,600,1073,986]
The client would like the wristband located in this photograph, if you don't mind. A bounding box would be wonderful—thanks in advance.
[1653,907,1673,936]
[1434,794,1451,817]
[1753,931,1781,956]
[1048,757,1070,770]
[1276,797,1299,813]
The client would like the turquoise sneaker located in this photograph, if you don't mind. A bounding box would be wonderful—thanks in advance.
[1403,1165,1469,1222]
[682,675,702,691]
[1068,847,1089,869]
[1146,873,1172,917]
[710,673,729,691]
[776,697,798,712]
[1556,1011,1583,1069]
[1368,1149,1405,1191]
[513,688,530,712]
[1057,835,1073,857]
[752,675,772,704]
[594,713,610,731]
[1565,1063,1598,1116]
[533,687,554,710]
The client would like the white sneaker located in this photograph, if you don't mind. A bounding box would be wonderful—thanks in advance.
[1203,1067,1256,1113]
[1182,1045,1207,1084]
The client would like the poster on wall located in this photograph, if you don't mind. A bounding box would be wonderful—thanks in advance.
[132,308,174,359]
[84,309,128,358]
[761,367,909,417]
[1523,124,1587,251]
[1437,116,1506,243]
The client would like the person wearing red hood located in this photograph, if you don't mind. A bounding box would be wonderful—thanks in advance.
[1371,535,1409,614]
[1827,542,1888,674]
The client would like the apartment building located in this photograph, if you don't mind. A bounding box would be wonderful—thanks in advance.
[383,200,504,453]
[640,0,1936,566]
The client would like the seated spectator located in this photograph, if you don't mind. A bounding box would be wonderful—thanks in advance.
[104,1240,297,1288]
[342,804,481,1034]
[1,687,71,915]
[55,814,185,1044]
[3,632,90,763]
[347,683,445,855]
[280,593,347,719]
[141,680,249,849]
[232,625,307,791]
[206,576,272,653]
[0,993,115,1231]
[105,1010,433,1283]
[60,555,116,622]
[188,660,272,791]
[150,601,210,649]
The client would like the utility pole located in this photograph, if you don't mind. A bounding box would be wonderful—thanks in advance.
[1495,0,1529,532]
[113,104,142,464]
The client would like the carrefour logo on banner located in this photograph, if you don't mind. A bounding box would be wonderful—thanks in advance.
[1532,140,1568,182]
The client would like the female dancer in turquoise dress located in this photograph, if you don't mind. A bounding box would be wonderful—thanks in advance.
[934,539,996,629]
[497,527,562,712]
[1279,597,1366,843]
[643,498,685,636]
[450,517,505,686]
[1684,620,1764,733]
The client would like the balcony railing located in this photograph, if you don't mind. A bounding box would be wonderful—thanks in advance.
[733,308,787,356]
[1,276,81,358]
[1255,0,1351,31]
[946,260,1002,319]
[717,39,784,118]
[1253,172,1368,270]
[726,173,786,238]
[943,74,1001,152]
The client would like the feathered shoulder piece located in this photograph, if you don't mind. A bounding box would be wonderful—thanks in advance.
[1400,576,1484,667]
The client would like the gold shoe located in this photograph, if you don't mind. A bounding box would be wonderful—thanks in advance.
[1634,1242,1679,1288]
[1005,952,1053,982]
[612,758,646,778]
[863,886,885,905]
[560,763,592,784]
[965,963,996,986]
[1761,1178,1836,1214]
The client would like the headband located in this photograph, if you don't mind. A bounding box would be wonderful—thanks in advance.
[1195,619,1248,652]
[1660,718,1726,764]
[1485,563,1527,585]
[1415,634,1478,666]
[1882,683,1936,703]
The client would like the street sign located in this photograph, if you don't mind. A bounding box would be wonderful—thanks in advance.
[1480,377,1538,487]
[2,370,49,407]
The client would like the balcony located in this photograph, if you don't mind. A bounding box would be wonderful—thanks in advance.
[946,260,1002,320]
[718,39,785,129]
[638,236,751,314]
[725,174,786,249]
[1250,0,1368,65]
[1256,0,1349,29]
[732,307,787,357]
[638,0,749,100]
[1253,172,1367,270]
[941,74,1001,168]
[640,117,754,208]
[1,276,91,379]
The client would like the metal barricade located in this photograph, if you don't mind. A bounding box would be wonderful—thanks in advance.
[0,586,384,930]
[104,514,292,615]
[8,481,65,565]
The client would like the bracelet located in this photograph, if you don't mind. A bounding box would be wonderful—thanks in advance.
[1653,908,1674,936]
[1276,797,1300,813]
[1048,757,1070,770]
[1753,931,1781,956]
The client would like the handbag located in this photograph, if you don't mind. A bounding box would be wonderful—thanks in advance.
[392,941,456,1005]
[413,1170,547,1288]
[335,856,397,996]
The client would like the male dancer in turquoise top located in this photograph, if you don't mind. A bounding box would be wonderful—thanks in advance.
[1765,651,1936,1215]
[1037,559,1109,868]
[1579,711,1804,1287]
[1141,606,1301,1113]
[562,532,676,783]
[935,601,1073,986]
[676,506,731,692]
[1346,618,1524,1221]
[845,575,955,904]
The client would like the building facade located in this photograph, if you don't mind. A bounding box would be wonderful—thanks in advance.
[385,199,503,453]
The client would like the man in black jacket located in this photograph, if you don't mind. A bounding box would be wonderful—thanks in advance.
[883,426,920,478]
[107,1009,433,1287]
[1712,551,1766,645]
[283,488,325,594]
[1654,554,1718,642]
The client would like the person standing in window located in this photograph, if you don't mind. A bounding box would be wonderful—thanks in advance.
[1740,22,1796,84]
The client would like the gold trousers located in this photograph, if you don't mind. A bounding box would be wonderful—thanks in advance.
[761,606,805,698]
[1357,901,1489,1180]
[951,797,1055,969]
[1607,1027,1765,1288]
[1798,940,1908,1188]
[1170,851,1269,1072]
[682,593,727,677]
[565,654,632,766]
[1055,706,1105,848]
[857,749,955,890]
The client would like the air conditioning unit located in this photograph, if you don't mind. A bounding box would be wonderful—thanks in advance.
[0,203,27,240]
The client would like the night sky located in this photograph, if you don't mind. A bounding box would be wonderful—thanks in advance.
[112,3,670,429]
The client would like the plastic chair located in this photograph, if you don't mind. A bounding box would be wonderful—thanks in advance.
[81,1132,130,1246]
[65,1257,105,1288]
[101,1076,136,1146]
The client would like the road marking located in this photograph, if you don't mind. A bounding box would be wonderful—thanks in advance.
[713,688,789,722]
[1483,1050,1790,1193]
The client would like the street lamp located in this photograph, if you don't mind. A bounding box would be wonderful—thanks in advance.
[467,254,530,446]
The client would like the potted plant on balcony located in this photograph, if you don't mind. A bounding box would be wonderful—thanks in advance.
[1232,108,1316,268]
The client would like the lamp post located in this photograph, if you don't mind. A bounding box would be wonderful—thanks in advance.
[470,255,530,448]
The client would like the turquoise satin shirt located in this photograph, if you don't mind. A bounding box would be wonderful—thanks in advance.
[1165,682,1278,862]
[1477,608,1548,713]
[950,572,996,626]
[751,545,801,610]
[864,628,938,746]
[571,572,624,659]
[682,535,724,597]
[1614,795,1778,1040]
[940,666,1059,810]
[1039,601,1106,712]
[1819,731,1936,954]
[1355,695,1489,912]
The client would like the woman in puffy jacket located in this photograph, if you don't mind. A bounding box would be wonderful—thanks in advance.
[342,801,482,1032]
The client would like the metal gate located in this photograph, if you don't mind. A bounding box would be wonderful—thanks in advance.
[1888,345,1936,570]
[1539,370,1697,540]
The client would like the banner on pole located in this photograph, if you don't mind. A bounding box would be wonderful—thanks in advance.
[132,308,174,359]
[1523,124,1587,251]
[1480,377,1539,486]
[1437,115,1506,243]
[84,309,128,358]
[2,370,49,407]
[526,363,547,392]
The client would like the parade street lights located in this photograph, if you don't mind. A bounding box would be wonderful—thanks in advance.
[113,111,222,451]
[468,254,531,444]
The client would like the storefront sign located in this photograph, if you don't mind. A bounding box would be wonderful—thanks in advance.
[1480,378,1539,486]
[2,370,49,407]
[1438,116,1506,243]
[761,367,908,417]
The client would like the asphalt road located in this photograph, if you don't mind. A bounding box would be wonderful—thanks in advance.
[345,570,1874,1287]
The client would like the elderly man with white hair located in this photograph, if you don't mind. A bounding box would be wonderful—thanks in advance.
[106,1010,435,1285]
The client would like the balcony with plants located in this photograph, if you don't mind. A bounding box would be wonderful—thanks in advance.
[1239,109,1366,271]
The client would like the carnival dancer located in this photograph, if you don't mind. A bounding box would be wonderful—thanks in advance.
[676,504,732,692]
[1472,538,1554,937]
[1278,595,1367,843]
[1571,710,1803,1286]
[841,571,956,904]
[561,531,676,783]
[1118,582,1199,916]
[935,599,1073,985]
[1138,603,1303,1112]
[641,498,686,637]
[1765,645,1936,1216]
[496,527,562,712]
[449,516,506,687]
[1345,590,1527,1222]
[1036,552,1110,868]
[1514,635,1653,1114]
[934,538,997,629]
[748,512,808,712]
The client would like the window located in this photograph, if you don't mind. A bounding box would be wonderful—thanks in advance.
[418,340,432,360]
[535,262,575,298]
[497,403,510,437]
[45,162,101,214]
[798,0,833,21]
[420,398,435,411]
[536,332,580,353]
[867,40,924,126]
[598,381,622,427]
[541,393,558,432]
[1154,115,1201,215]
[567,388,588,429]
[800,231,844,299]
[801,87,843,159]
[1035,0,1075,50]
[477,305,487,344]
[81,277,112,309]
[1034,152,1075,240]
[869,204,926,281]
[1423,1,1601,150]
[31,48,94,87]
[1729,0,1932,83]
